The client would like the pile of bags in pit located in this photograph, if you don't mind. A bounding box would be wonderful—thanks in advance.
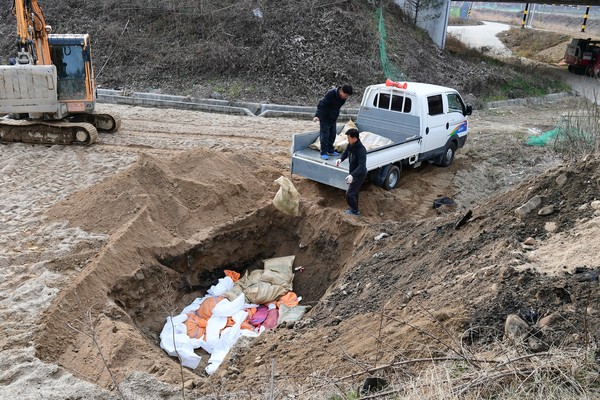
[159,255,309,374]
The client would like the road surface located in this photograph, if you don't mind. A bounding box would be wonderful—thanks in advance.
[448,22,600,103]
[447,21,513,57]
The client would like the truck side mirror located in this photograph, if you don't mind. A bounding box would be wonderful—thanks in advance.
[464,105,473,116]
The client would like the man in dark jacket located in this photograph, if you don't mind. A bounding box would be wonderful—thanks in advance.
[336,128,367,216]
[313,84,353,160]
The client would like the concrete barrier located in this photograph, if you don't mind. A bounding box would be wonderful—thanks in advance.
[96,89,358,119]
[98,88,573,117]
[482,91,574,109]
[97,90,256,116]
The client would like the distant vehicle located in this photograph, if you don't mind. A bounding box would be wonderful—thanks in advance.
[0,0,120,145]
[291,80,472,191]
[564,38,600,77]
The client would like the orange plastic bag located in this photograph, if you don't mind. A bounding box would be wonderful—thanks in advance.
[224,270,241,282]
[184,296,222,339]
[185,312,208,339]
[277,291,299,308]
[197,296,222,319]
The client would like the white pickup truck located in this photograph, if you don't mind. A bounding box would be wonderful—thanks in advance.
[291,81,472,190]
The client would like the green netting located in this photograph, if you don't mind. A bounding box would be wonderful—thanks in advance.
[377,7,406,82]
[526,128,560,147]
[527,127,597,148]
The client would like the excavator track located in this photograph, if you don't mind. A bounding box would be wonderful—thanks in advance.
[93,110,121,133]
[70,110,121,133]
[0,118,98,145]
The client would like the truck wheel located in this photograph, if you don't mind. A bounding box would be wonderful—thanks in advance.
[439,142,456,167]
[383,165,401,190]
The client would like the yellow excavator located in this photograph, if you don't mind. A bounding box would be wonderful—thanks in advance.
[0,0,120,145]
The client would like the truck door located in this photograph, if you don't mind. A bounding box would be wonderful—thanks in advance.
[446,92,468,140]
[423,94,447,153]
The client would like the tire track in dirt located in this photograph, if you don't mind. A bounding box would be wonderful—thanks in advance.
[95,104,310,154]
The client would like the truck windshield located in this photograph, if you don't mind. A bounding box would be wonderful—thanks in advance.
[50,44,87,101]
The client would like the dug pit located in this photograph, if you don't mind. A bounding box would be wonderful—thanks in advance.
[35,148,367,388]
[107,203,361,372]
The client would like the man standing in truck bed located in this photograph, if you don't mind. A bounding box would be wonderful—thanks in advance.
[313,84,353,160]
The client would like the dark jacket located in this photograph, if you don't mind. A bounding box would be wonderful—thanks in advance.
[340,139,367,179]
[315,87,347,123]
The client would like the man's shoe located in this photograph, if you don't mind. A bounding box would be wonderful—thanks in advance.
[344,209,361,216]
[328,151,340,156]
[320,154,329,160]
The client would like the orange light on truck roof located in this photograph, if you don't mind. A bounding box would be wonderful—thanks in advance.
[385,79,408,89]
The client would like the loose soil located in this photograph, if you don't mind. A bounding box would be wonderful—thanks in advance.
[2,96,600,399]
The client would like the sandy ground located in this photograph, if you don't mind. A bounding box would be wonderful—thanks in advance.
[0,106,312,399]
[1,98,597,399]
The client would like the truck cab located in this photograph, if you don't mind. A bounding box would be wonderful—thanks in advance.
[565,38,600,76]
[360,82,471,165]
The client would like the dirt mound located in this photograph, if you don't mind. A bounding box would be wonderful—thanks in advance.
[48,149,278,234]
[216,154,600,397]
[498,27,570,64]
[39,149,287,382]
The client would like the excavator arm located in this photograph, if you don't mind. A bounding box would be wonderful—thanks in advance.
[12,0,52,65]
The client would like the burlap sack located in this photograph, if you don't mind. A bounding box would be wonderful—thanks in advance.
[273,176,299,216]
[309,119,356,151]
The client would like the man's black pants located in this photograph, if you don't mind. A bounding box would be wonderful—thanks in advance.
[346,174,366,212]
[319,121,336,155]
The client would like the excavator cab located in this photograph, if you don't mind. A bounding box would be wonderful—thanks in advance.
[48,34,95,112]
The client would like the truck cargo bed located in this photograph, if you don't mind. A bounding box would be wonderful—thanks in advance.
[291,129,421,190]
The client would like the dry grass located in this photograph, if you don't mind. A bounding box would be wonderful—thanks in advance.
[298,343,600,399]
[394,345,599,399]
[498,27,570,60]
[552,96,600,158]
[288,298,600,399]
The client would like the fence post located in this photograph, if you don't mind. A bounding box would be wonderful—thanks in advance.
[521,3,529,28]
[582,5,591,32]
